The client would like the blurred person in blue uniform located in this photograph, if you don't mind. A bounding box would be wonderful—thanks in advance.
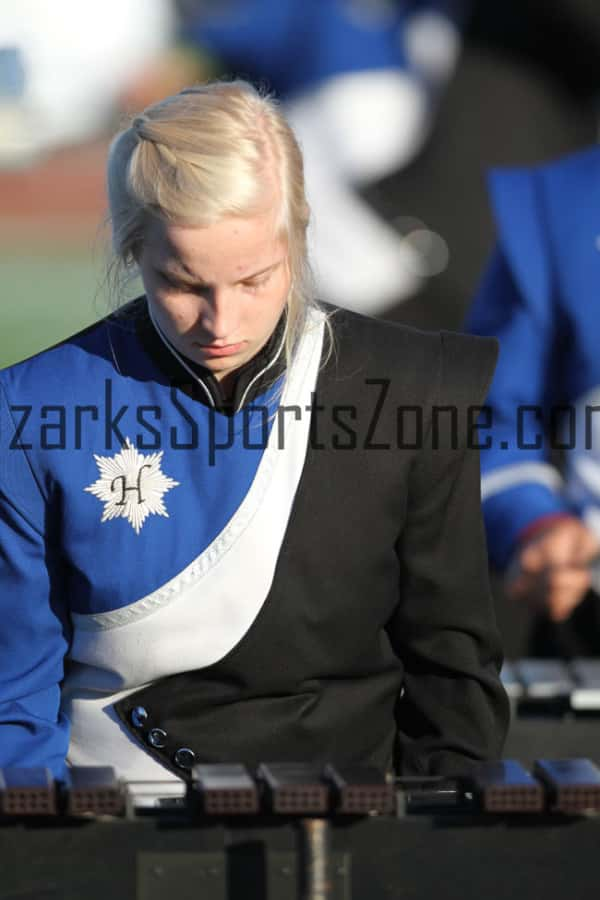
[467,146,600,656]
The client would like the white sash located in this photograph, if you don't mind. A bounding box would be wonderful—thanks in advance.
[64,308,325,779]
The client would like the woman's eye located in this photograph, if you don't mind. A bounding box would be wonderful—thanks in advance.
[242,275,269,292]
[157,272,179,289]
[158,273,198,294]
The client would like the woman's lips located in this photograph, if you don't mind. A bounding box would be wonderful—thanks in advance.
[196,341,246,358]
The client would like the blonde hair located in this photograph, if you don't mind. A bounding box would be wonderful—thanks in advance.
[106,79,332,376]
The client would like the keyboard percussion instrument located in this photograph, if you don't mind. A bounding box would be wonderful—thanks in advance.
[2,756,600,899]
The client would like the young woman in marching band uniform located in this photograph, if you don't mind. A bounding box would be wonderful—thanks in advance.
[0,81,508,782]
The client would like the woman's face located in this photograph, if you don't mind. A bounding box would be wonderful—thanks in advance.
[138,210,291,385]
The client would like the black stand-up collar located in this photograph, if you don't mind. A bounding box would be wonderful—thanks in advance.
[131,297,287,415]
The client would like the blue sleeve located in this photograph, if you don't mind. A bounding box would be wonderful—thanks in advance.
[466,240,571,570]
[178,0,410,96]
[0,381,70,777]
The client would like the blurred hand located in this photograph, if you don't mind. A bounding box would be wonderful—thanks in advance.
[506,516,600,622]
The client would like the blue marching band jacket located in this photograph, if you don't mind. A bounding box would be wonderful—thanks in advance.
[467,146,600,571]
[0,299,508,781]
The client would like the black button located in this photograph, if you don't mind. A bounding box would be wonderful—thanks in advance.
[147,727,168,749]
[130,706,148,729]
[173,748,196,769]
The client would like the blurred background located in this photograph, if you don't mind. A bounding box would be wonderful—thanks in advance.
[3,0,600,366]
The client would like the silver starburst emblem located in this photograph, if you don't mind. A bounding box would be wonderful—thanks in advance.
[84,438,179,534]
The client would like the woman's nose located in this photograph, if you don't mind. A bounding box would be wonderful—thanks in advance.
[199,287,238,339]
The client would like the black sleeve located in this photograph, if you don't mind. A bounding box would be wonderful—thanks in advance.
[387,330,510,776]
